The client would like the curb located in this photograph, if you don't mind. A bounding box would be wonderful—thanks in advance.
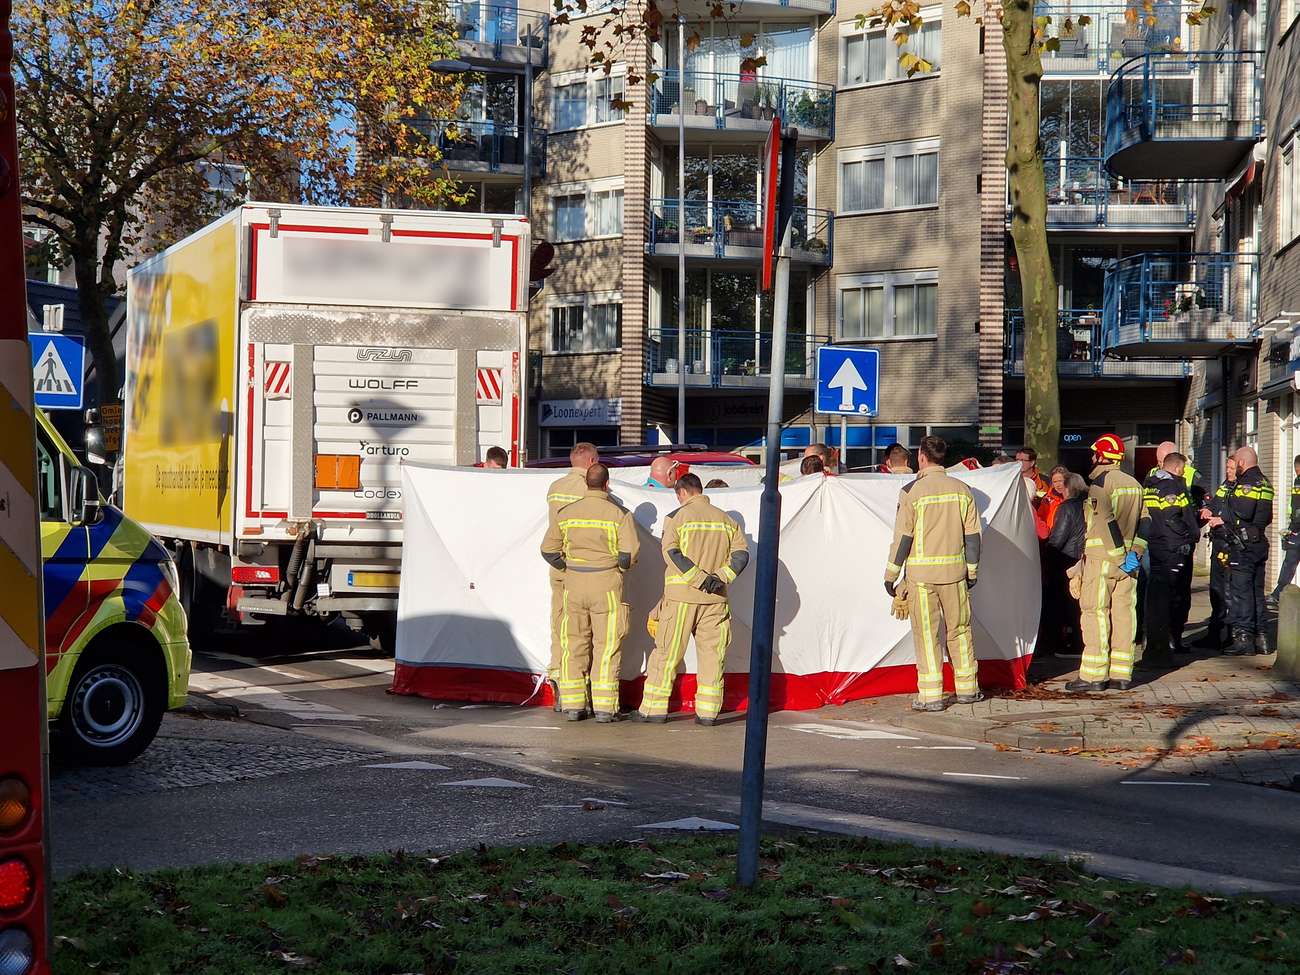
[176,692,241,719]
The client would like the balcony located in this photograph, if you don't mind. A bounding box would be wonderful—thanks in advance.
[1104,51,1262,180]
[644,328,831,390]
[450,2,548,68]
[1100,252,1258,358]
[649,70,834,141]
[1004,308,1188,379]
[1035,2,1187,75]
[414,119,546,177]
[646,199,833,266]
[1033,155,1193,230]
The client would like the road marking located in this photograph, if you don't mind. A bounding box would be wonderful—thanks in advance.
[473,724,560,732]
[442,777,533,789]
[1120,780,1212,787]
[189,671,375,722]
[787,723,918,741]
[580,797,628,806]
[827,768,860,773]
[907,745,977,750]
[941,772,1022,781]
[363,761,452,771]
[640,817,738,831]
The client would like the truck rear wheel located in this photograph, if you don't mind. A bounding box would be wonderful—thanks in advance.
[57,641,166,766]
[179,543,224,649]
[362,612,397,656]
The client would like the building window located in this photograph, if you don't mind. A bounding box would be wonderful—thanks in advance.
[549,182,624,241]
[838,139,939,214]
[840,10,941,88]
[1281,135,1299,250]
[838,270,938,340]
[552,71,626,131]
[549,294,623,353]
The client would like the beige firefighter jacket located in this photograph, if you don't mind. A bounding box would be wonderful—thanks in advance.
[661,494,749,605]
[884,466,981,586]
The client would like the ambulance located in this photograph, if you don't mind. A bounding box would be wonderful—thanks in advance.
[38,410,190,765]
[117,204,530,652]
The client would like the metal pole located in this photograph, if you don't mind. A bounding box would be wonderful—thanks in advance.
[523,28,533,222]
[737,128,798,888]
[676,15,687,445]
[839,415,847,470]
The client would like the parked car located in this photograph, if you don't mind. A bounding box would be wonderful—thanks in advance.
[526,444,757,471]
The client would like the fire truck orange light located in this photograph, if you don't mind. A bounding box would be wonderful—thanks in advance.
[0,781,29,834]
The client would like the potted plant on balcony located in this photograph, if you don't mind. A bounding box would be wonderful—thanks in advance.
[804,236,828,255]
[757,83,777,120]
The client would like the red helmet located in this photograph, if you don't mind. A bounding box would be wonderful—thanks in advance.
[1091,433,1125,462]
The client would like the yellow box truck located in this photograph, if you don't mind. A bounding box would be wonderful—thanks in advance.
[121,204,530,651]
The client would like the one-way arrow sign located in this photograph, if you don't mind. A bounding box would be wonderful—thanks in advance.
[816,347,878,416]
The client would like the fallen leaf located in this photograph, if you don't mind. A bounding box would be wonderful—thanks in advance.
[893,954,914,969]
[262,884,287,908]
[581,801,606,811]
[972,901,993,917]
[1256,738,1282,750]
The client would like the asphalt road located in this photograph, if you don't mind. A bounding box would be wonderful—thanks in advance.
[48,633,1300,898]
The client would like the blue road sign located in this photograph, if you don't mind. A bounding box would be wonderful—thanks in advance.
[816,346,879,416]
[30,333,86,411]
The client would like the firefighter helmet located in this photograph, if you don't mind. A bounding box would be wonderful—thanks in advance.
[1091,433,1125,462]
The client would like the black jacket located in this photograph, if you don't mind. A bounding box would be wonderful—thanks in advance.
[1222,466,1274,549]
[1287,475,1300,534]
[1142,470,1200,554]
[1046,497,1085,562]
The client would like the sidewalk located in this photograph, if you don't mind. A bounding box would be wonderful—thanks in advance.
[871,584,1300,787]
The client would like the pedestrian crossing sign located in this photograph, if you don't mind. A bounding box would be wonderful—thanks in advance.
[29,333,86,410]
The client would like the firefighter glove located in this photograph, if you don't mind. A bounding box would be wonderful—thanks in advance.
[1121,550,1141,576]
[701,574,727,597]
[884,579,897,598]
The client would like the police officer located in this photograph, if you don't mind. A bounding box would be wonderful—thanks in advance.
[1195,455,1237,650]
[541,461,638,721]
[1146,440,1205,644]
[883,436,982,713]
[1140,452,1200,668]
[1067,434,1149,693]
[1267,453,1300,607]
[1213,446,1274,656]
[638,473,749,725]
[543,443,599,709]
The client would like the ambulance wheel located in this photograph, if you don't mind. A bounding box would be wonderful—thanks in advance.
[58,641,166,766]
[362,613,397,656]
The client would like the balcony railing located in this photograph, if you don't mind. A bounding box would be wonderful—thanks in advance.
[1104,50,1262,179]
[1101,252,1258,357]
[1004,308,1188,379]
[645,328,831,388]
[450,2,548,65]
[646,199,833,265]
[1035,2,1187,74]
[649,70,834,138]
[1032,155,1193,229]
[412,119,546,176]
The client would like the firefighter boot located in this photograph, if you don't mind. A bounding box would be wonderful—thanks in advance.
[1224,628,1255,657]
[1064,679,1107,693]
[1256,631,1276,655]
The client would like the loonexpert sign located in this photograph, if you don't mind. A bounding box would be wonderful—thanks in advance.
[816,346,879,416]
[30,332,86,410]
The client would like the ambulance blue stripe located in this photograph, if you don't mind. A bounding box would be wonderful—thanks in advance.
[119,556,165,621]
[44,526,91,622]
[85,506,127,562]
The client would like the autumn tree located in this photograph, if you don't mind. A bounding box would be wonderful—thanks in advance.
[559,0,1213,469]
[15,0,467,402]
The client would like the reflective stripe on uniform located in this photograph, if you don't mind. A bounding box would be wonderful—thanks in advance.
[559,517,619,559]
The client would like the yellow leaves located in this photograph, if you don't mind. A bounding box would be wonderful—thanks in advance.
[955,0,971,16]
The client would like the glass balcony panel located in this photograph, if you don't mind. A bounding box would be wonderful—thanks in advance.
[645,328,830,387]
[650,71,834,139]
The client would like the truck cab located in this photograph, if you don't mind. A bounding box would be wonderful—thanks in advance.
[37,410,191,765]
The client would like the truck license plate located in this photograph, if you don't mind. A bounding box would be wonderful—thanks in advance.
[348,571,400,589]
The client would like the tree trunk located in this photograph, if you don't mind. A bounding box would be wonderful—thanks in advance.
[72,251,119,408]
[1001,0,1060,470]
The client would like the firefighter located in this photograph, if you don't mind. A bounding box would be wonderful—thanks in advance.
[544,442,600,709]
[883,436,982,713]
[1139,452,1200,668]
[1214,446,1274,656]
[1194,455,1237,649]
[1066,434,1149,693]
[1267,454,1300,608]
[638,472,749,725]
[540,462,639,721]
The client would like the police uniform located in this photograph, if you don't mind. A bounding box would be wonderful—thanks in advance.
[544,469,589,687]
[1148,461,1205,640]
[1200,477,1235,648]
[540,489,639,717]
[1140,470,1200,662]
[1077,461,1149,685]
[1270,474,1300,602]
[884,466,982,706]
[642,494,749,720]
[1222,465,1274,654]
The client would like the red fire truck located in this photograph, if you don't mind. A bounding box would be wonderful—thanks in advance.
[0,2,51,970]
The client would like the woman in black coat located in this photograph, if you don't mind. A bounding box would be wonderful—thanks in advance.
[1041,473,1087,656]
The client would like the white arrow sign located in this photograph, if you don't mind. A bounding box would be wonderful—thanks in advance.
[826,357,868,411]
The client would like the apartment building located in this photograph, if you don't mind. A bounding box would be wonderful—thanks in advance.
[444,0,986,462]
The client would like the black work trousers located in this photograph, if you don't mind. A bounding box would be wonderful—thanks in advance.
[1227,544,1268,636]
[1208,544,1230,636]
[1145,548,1191,657]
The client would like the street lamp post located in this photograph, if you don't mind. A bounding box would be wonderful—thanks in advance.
[676,15,687,445]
